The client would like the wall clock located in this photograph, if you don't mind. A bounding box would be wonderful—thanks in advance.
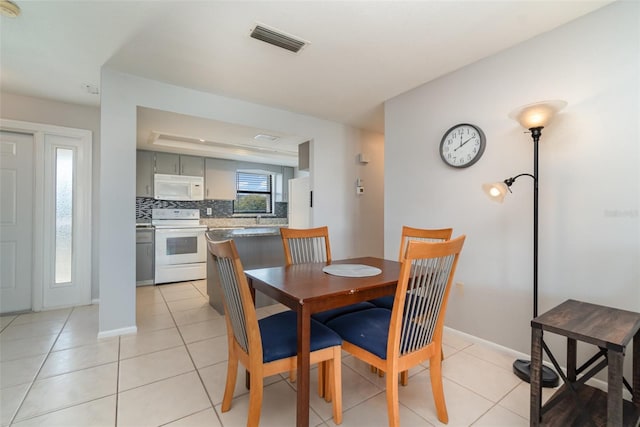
[439,123,486,168]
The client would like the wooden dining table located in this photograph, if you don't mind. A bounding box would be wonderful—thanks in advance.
[244,256,402,427]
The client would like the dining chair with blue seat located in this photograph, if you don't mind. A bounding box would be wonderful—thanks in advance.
[280,226,376,398]
[326,235,466,426]
[367,225,453,386]
[206,237,343,427]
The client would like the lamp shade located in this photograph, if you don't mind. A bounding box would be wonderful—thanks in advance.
[509,100,567,129]
[0,0,20,17]
[482,182,508,203]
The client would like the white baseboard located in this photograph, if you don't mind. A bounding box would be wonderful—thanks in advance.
[444,326,531,360]
[97,326,137,339]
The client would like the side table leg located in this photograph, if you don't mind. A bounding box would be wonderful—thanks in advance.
[607,349,623,427]
[567,338,577,383]
[530,327,543,426]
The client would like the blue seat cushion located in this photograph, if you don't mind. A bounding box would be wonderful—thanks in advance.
[325,308,391,360]
[370,294,425,312]
[311,301,377,324]
[259,310,342,363]
[368,295,395,310]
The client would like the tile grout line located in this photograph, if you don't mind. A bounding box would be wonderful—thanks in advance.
[156,281,224,425]
[7,307,74,425]
[0,314,19,334]
[467,380,526,426]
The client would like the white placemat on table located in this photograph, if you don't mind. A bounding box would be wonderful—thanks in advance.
[322,264,382,277]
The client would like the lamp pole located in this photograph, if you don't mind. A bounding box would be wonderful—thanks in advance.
[487,99,566,388]
[510,126,559,388]
[531,126,541,318]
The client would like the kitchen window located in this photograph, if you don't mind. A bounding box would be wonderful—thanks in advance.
[234,171,272,214]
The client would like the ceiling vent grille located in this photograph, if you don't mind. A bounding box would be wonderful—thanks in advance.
[250,24,307,53]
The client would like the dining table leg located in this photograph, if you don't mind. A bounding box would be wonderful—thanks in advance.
[296,303,311,427]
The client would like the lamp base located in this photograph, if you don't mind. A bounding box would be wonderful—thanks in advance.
[513,359,559,388]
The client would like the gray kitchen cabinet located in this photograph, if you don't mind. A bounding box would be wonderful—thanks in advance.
[154,152,179,174]
[154,152,204,176]
[136,229,154,286]
[282,166,293,202]
[179,154,204,176]
[298,141,309,171]
[136,150,154,197]
[205,158,237,200]
[274,166,294,202]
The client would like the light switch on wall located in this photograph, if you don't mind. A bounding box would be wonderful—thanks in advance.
[206,208,212,215]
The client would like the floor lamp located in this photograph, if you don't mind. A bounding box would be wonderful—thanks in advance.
[482,100,566,388]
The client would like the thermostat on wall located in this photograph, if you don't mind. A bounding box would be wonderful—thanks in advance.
[358,153,370,164]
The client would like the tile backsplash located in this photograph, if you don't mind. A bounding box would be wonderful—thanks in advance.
[136,197,287,220]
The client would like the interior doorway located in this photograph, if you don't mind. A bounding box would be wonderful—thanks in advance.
[0,119,92,313]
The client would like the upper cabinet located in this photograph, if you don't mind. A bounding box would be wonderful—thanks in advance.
[155,152,204,177]
[154,152,179,174]
[205,158,237,200]
[282,166,294,202]
[276,166,294,202]
[137,150,291,203]
[179,155,205,176]
[136,150,154,197]
[298,141,309,171]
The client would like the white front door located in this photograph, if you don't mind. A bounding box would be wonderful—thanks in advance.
[0,131,34,313]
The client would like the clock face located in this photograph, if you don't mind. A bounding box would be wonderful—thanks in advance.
[439,123,486,168]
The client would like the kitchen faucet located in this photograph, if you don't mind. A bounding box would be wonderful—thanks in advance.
[256,215,261,224]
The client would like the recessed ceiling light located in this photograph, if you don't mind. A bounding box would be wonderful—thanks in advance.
[0,0,20,17]
[254,133,279,142]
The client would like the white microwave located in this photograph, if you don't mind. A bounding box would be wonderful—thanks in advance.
[154,174,204,201]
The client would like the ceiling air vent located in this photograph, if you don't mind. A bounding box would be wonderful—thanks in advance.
[250,24,308,53]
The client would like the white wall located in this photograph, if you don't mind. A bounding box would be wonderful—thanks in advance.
[385,1,639,377]
[0,92,101,300]
[99,71,384,333]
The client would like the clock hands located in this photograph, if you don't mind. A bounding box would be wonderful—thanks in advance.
[454,136,474,151]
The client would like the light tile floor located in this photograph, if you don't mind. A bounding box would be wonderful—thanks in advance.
[0,280,555,426]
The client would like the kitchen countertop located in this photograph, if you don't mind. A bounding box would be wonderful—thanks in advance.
[206,226,283,238]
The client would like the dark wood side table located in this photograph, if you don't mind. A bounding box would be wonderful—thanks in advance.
[530,299,640,427]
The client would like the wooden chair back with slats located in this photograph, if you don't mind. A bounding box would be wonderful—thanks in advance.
[326,235,465,427]
[280,226,332,266]
[206,238,261,365]
[206,237,343,426]
[369,226,453,386]
[398,226,453,261]
[388,235,465,425]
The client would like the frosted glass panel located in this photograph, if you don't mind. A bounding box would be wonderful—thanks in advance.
[55,148,73,284]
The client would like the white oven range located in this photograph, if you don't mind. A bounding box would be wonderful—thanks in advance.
[152,209,208,284]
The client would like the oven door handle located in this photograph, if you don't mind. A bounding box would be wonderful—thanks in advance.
[154,228,202,235]
[154,227,206,233]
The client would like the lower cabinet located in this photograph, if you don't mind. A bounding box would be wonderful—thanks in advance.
[136,229,154,286]
[206,232,282,314]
